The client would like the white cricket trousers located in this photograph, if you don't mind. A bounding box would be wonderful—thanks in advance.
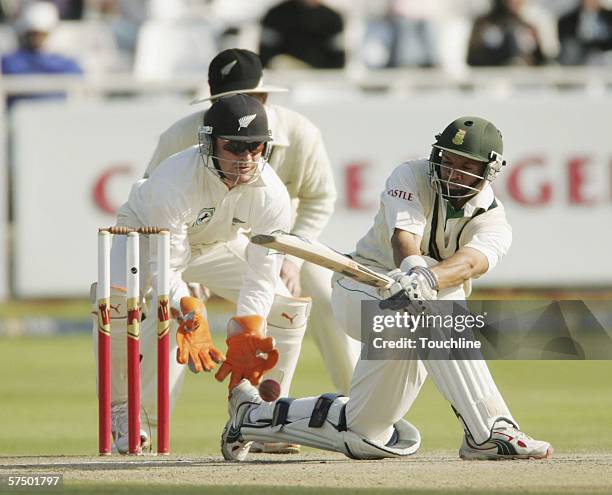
[332,268,514,446]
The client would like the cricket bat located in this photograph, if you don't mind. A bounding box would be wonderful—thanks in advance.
[251,233,393,289]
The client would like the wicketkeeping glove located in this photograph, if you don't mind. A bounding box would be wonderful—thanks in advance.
[379,266,439,311]
[214,315,279,391]
[175,296,225,373]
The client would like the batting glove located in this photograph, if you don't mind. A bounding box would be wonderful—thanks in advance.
[379,267,439,311]
[175,296,225,373]
[215,315,279,392]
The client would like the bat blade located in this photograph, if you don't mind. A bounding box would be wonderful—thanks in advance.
[251,234,393,289]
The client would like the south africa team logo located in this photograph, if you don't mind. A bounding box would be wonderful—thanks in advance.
[194,207,215,226]
[452,129,467,145]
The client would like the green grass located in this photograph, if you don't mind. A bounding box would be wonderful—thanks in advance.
[0,299,91,318]
[0,332,611,456]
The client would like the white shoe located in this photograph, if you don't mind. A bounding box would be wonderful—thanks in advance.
[221,379,262,461]
[459,426,553,460]
[250,442,301,454]
[111,402,151,454]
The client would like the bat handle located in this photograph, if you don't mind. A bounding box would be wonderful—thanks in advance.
[379,290,411,311]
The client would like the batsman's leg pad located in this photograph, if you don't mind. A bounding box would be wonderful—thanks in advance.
[424,359,518,445]
[265,294,311,395]
[243,393,420,459]
[398,258,517,444]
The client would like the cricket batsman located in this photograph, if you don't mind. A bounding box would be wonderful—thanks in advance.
[220,116,553,461]
[92,94,310,454]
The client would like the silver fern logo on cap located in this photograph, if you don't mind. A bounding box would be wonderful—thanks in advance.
[220,59,237,77]
[237,114,257,132]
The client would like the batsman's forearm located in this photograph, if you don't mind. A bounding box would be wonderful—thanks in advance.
[391,228,422,268]
[430,248,488,289]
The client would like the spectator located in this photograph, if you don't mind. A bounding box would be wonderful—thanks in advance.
[50,0,84,20]
[362,0,438,68]
[558,0,612,65]
[520,0,559,60]
[259,0,345,69]
[2,1,83,108]
[467,0,545,66]
[0,1,19,23]
[85,0,148,56]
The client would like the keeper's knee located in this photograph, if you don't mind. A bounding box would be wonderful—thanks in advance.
[267,294,312,330]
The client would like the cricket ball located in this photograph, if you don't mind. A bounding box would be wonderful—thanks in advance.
[258,379,281,402]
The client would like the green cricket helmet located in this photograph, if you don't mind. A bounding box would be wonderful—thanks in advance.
[429,116,506,199]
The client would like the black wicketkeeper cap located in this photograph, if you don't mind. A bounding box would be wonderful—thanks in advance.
[204,94,272,142]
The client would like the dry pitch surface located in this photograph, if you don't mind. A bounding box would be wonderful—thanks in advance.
[1,452,611,494]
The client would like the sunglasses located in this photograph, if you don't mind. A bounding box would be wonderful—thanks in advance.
[221,140,265,155]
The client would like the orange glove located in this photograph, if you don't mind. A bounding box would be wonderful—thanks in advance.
[175,296,225,373]
[214,315,279,391]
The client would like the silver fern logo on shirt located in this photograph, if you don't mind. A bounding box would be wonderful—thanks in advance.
[193,207,215,226]
[237,114,257,132]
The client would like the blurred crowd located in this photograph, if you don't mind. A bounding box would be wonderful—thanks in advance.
[0,0,612,84]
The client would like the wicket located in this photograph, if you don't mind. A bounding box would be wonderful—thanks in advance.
[97,226,171,456]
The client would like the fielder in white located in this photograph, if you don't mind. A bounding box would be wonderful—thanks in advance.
[221,116,553,461]
[145,48,360,396]
[92,94,310,454]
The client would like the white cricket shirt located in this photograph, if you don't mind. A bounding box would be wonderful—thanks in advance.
[356,159,512,282]
[118,146,291,316]
[145,103,336,252]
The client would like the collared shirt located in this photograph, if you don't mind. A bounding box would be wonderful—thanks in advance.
[118,146,291,316]
[355,159,512,289]
[144,103,336,261]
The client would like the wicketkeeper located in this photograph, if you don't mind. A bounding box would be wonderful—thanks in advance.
[92,94,309,454]
[145,48,361,401]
